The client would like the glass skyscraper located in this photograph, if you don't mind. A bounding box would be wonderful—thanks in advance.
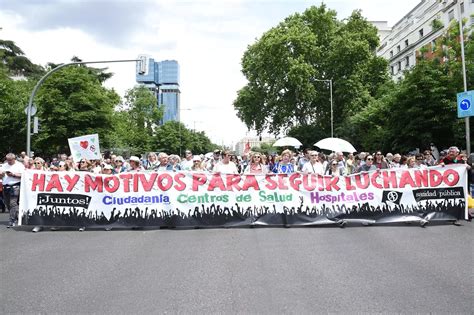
[136,58,180,124]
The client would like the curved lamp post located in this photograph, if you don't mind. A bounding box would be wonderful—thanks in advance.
[26,59,140,156]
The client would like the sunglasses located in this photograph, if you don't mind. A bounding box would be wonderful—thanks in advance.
[80,161,87,163]
[34,162,43,165]
[367,158,373,161]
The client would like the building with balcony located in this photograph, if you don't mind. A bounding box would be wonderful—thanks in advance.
[374,0,473,80]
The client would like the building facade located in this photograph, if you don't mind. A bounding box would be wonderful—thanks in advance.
[234,137,275,156]
[136,58,180,124]
[375,0,473,80]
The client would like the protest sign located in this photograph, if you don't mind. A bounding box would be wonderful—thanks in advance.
[68,134,101,163]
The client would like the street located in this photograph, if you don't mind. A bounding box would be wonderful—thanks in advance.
[0,212,472,314]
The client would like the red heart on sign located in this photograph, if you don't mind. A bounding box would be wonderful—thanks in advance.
[80,141,89,149]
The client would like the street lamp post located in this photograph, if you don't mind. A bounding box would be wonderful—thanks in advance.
[26,59,141,157]
[313,78,334,138]
[457,1,470,155]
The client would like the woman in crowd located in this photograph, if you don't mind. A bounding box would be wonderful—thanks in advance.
[101,164,114,175]
[302,150,324,175]
[112,156,127,174]
[91,160,102,174]
[169,154,182,171]
[144,152,159,170]
[243,152,268,174]
[272,149,295,174]
[325,159,343,176]
[78,159,92,172]
[407,156,417,168]
[190,156,206,172]
[374,151,389,169]
[230,155,242,173]
[346,153,355,174]
[128,156,144,172]
[33,157,47,171]
[357,155,377,172]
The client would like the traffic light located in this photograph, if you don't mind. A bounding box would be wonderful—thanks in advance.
[137,55,148,75]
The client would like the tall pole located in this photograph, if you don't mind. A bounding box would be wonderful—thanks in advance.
[26,59,140,156]
[330,79,333,138]
[457,1,470,155]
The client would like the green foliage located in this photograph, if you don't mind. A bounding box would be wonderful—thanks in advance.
[0,39,43,77]
[234,5,388,139]
[32,65,120,156]
[153,121,218,155]
[0,69,33,154]
[431,19,444,31]
[110,85,163,154]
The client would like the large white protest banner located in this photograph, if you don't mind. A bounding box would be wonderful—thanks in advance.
[19,165,468,227]
[68,134,101,163]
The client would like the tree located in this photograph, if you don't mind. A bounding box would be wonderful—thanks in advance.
[0,39,43,77]
[233,5,388,141]
[32,65,120,156]
[154,121,218,155]
[0,68,33,154]
[349,16,473,153]
[111,85,163,154]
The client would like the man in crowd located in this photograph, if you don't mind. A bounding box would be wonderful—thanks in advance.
[206,149,222,172]
[180,150,194,171]
[0,153,25,227]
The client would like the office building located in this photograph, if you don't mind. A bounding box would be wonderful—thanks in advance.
[136,58,180,124]
[374,0,473,80]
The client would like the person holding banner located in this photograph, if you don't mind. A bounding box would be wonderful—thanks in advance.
[243,152,268,174]
[113,156,127,174]
[301,151,324,175]
[214,150,239,174]
[272,149,295,174]
[357,155,377,173]
[1,153,24,227]
[128,156,145,172]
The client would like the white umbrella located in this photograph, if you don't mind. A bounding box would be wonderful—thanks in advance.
[273,137,302,147]
[314,137,356,153]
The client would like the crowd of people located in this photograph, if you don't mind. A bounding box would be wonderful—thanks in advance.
[1,145,473,227]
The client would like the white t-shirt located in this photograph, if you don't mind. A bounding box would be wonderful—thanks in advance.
[214,161,238,174]
[2,161,25,185]
[301,161,325,175]
[180,159,194,171]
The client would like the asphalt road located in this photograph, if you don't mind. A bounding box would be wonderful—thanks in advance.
[0,212,472,314]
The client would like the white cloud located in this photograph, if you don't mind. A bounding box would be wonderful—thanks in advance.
[0,0,419,147]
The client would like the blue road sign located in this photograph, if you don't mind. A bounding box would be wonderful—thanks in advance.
[457,90,474,118]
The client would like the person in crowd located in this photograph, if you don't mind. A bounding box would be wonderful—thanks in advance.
[128,156,144,172]
[358,152,367,167]
[143,152,159,170]
[407,156,417,168]
[169,154,182,171]
[1,153,25,227]
[346,153,355,174]
[415,153,427,169]
[180,150,194,171]
[101,164,114,175]
[272,149,295,174]
[65,157,76,171]
[113,156,127,174]
[33,157,47,171]
[206,149,222,172]
[318,152,328,172]
[430,143,440,163]
[267,154,276,173]
[191,155,206,172]
[423,150,436,166]
[243,152,268,174]
[374,151,389,169]
[335,152,346,175]
[156,152,174,171]
[399,155,408,168]
[325,159,344,176]
[298,149,310,172]
[440,146,462,165]
[57,161,68,171]
[390,154,402,168]
[25,157,34,170]
[385,153,394,166]
[240,154,249,174]
[78,159,92,172]
[91,160,102,174]
[357,155,377,172]
[230,155,242,173]
[214,150,239,174]
[302,150,324,175]
[353,154,362,173]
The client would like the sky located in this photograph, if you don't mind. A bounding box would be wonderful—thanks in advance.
[0,0,420,147]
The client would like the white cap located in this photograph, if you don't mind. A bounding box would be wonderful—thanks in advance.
[129,156,140,162]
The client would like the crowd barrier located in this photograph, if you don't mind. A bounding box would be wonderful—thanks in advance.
[18,165,469,228]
